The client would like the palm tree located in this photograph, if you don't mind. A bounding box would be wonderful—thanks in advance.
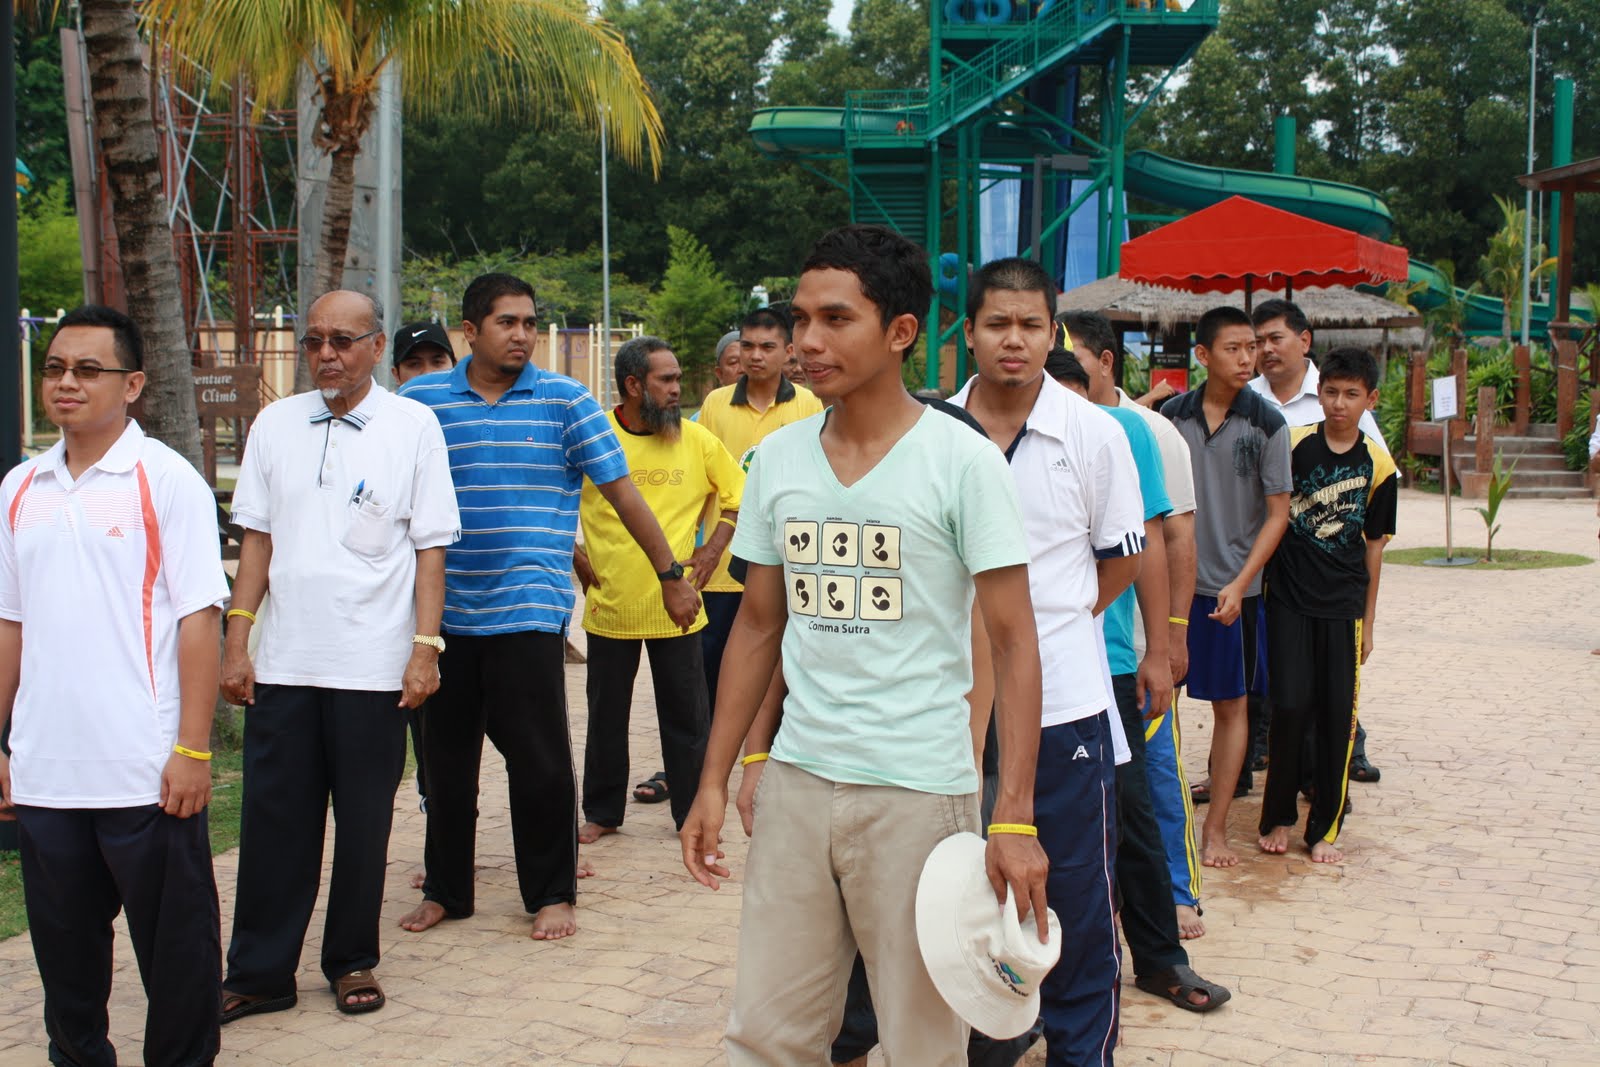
[1478,195,1557,342]
[140,0,665,393]
[21,0,205,467]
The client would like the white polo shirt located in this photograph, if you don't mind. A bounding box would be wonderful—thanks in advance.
[231,385,460,691]
[1248,362,1386,447]
[952,374,1146,727]
[0,421,230,808]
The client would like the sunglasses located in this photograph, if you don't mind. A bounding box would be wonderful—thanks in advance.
[42,362,138,381]
[299,328,380,354]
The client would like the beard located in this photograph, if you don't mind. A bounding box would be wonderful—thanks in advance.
[640,392,682,439]
[320,387,342,401]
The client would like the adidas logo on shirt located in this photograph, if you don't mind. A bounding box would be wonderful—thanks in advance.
[1050,458,1071,473]
[106,526,125,539]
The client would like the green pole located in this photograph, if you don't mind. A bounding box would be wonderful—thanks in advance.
[1096,67,1112,278]
[1550,77,1573,261]
[1273,115,1297,175]
[955,124,971,385]
[925,137,943,390]
[1106,33,1129,274]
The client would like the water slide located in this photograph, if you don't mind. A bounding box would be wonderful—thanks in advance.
[750,110,1563,337]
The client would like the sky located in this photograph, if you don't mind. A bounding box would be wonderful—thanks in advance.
[829,0,853,35]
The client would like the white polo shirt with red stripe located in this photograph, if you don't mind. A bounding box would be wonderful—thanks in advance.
[0,420,230,808]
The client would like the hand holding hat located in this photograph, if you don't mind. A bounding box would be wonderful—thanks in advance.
[916,832,1061,1040]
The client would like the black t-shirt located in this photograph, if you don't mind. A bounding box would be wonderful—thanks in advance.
[1267,424,1398,620]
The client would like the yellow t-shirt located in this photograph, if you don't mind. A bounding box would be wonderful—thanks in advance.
[579,411,743,639]
[697,377,824,592]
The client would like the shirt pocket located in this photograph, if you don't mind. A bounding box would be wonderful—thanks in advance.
[341,496,402,559]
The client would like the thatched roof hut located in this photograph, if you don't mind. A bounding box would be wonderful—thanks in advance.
[1054,277,1423,334]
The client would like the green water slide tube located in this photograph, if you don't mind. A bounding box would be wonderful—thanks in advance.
[750,107,904,158]
[1123,149,1395,239]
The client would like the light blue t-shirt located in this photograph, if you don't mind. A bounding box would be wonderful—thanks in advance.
[730,406,1030,795]
[1101,405,1171,677]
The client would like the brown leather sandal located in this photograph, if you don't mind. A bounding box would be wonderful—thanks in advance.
[331,969,385,1015]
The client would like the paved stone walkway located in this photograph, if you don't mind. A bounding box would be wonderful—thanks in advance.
[1,490,1597,1066]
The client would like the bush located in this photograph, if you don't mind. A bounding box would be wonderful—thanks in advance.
[1562,390,1594,472]
[647,227,739,382]
[1465,349,1517,425]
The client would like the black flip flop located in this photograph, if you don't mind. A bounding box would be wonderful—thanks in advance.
[1134,964,1232,1013]
[1349,756,1381,783]
[632,771,670,804]
[220,990,297,1025]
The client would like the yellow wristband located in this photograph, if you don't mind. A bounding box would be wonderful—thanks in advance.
[718,516,737,529]
[1168,616,1189,626]
[226,608,257,624]
[173,744,213,762]
[741,752,769,766]
[987,823,1038,837]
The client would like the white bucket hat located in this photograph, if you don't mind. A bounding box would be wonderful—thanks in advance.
[915,831,1062,1040]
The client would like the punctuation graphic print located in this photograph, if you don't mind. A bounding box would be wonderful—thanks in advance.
[784,518,903,632]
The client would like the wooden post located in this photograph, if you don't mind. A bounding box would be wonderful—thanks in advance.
[1464,385,1496,498]
[1451,347,1469,442]
[1404,348,1426,461]
[1513,344,1531,434]
[1556,336,1578,441]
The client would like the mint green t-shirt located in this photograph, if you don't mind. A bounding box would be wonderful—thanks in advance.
[730,406,1030,795]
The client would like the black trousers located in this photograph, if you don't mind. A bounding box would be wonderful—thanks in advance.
[422,630,576,917]
[1110,673,1189,979]
[1260,603,1360,846]
[225,685,406,994]
[407,704,428,807]
[582,632,709,830]
[699,591,742,715]
[17,804,220,1067]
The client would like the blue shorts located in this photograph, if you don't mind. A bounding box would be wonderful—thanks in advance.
[1184,593,1267,702]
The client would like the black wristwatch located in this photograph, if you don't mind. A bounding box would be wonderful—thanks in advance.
[657,561,686,582]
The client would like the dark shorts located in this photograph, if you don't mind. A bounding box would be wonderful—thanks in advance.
[1184,593,1267,702]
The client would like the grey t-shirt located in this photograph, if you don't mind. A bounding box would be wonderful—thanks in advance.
[1161,387,1291,598]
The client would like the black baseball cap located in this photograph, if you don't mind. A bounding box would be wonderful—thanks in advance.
[393,320,456,366]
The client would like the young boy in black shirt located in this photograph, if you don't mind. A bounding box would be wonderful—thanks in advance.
[1257,347,1396,862]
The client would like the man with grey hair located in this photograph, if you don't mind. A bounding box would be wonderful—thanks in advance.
[220,289,461,1022]
[574,337,743,841]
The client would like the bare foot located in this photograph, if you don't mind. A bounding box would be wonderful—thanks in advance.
[397,900,448,932]
[1257,826,1290,854]
[578,822,618,845]
[1176,904,1206,939]
[530,902,577,940]
[577,858,595,879]
[1200,829,1238,868]
[1310,840,1344,863]
[1592,648,1600,656]
[409,869,425,889]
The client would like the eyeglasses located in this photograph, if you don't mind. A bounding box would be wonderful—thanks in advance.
[42,362,138,381]
[299,328,380,354]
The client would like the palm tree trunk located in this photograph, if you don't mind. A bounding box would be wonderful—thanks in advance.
[297,87,367,395]
[80,0,202,469]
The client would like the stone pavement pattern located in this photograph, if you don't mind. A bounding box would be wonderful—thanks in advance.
[0,490,1597,1066]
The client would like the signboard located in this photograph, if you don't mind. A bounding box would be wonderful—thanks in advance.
[194,365,262,419]
[1430,375,1458,421]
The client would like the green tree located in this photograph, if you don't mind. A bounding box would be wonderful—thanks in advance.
[142,0,664,392]
[647,227,738,379]
[17,184,85,316]
[1477,195,1556,341]
[400,247,651,328]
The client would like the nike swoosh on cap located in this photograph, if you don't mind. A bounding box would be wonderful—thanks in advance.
[412,328,428,337]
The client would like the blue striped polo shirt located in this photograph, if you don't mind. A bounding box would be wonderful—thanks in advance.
[401,357,629,635]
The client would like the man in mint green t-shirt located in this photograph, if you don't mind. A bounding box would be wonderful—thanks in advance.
[679,226,1050,1066]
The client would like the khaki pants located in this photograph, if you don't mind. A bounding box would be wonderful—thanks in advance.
[727,759,979,1066]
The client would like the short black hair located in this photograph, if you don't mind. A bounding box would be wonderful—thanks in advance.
[1058,310,1119,378]
[1318,346,1379,392]
[51,304,144,371]
[1251,298,1312,343]
[1196,305,1254,349]
[462,273,538,327]
[967,257,1055,321]
[1044,346,1091,391]
[802,224,931,355]
[741,307,792,342]
[613,335,674,394]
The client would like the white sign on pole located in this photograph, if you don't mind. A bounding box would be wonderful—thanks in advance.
[1430,375,1458,421]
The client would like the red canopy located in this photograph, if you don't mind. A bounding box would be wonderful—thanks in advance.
[1119,196,1409,294]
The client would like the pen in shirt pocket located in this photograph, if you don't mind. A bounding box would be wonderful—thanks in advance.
[350,479,366,505]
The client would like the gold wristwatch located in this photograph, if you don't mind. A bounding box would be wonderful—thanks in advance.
[413,634,446,652]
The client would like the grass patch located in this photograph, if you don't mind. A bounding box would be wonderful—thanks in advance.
[1386,546,1595,570]
[0,751,246,940]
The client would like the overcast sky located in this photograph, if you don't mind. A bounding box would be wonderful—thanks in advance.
[830,0,853,35]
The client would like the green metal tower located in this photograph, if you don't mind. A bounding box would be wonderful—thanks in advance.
[749,0,1219,384]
